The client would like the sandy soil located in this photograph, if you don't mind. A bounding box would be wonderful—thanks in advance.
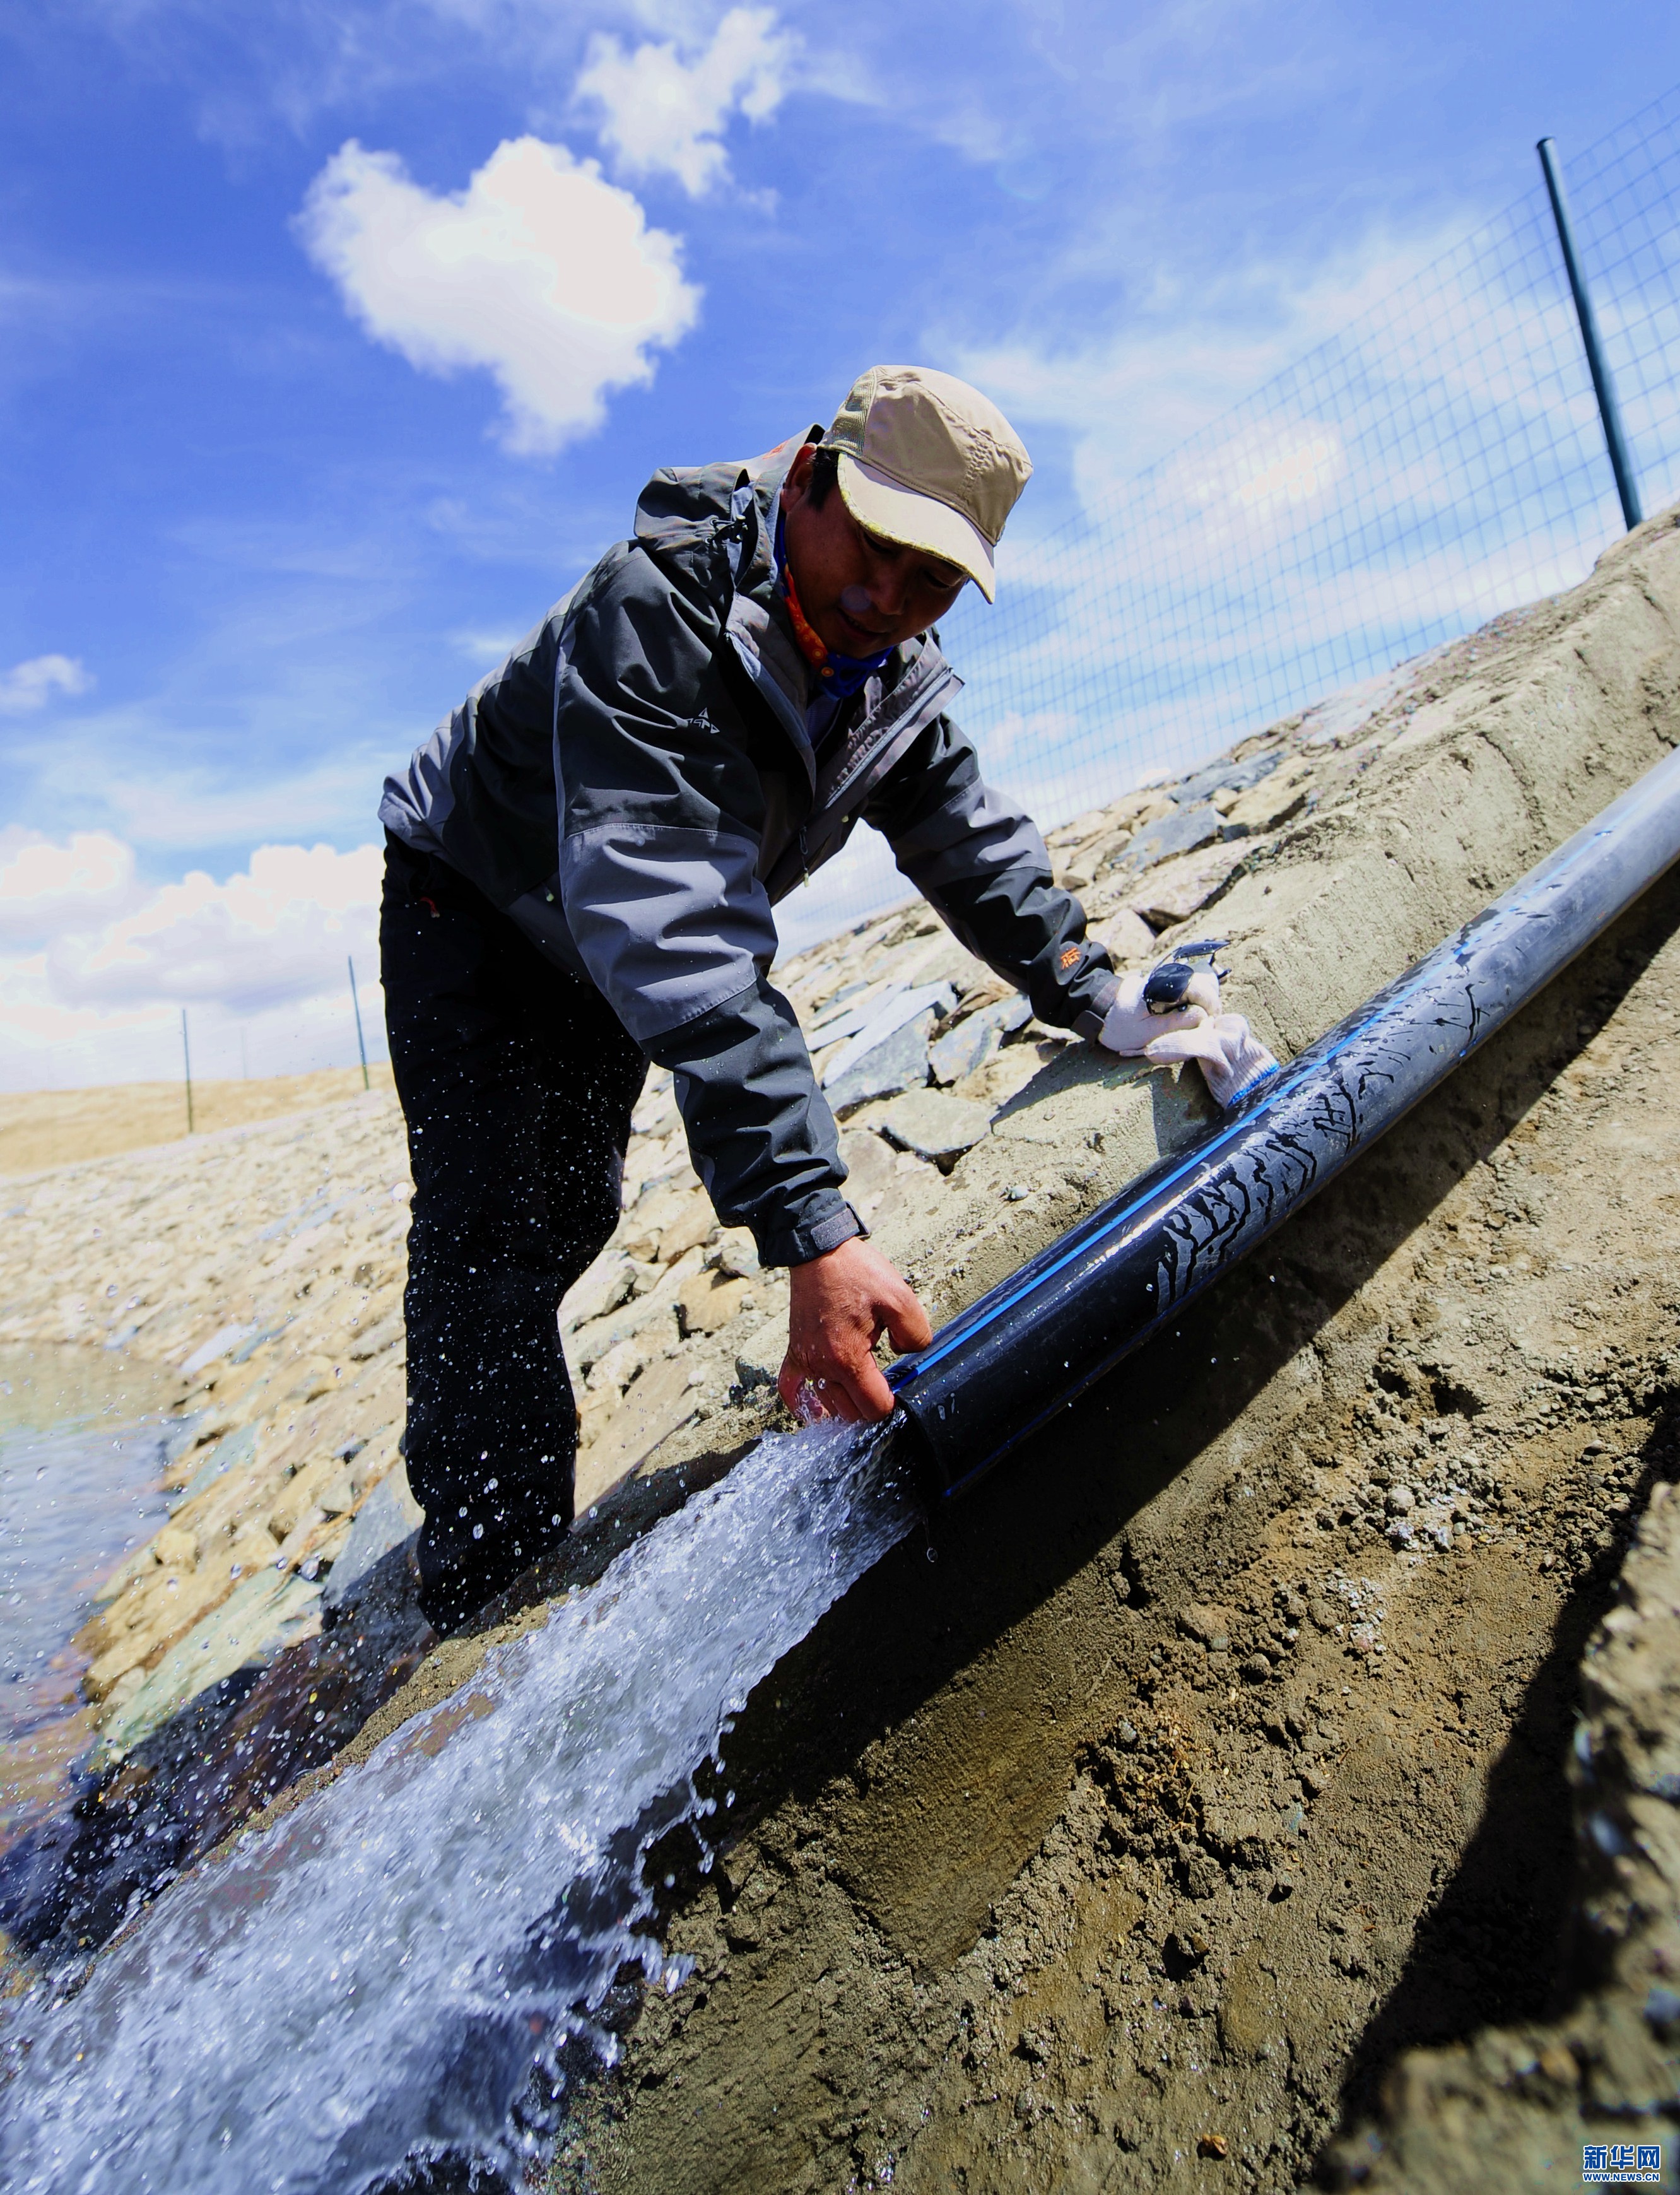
[5,509,1680,2187]
[0,1066,395,1177]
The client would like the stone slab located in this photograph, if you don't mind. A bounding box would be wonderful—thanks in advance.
[825,1009,937,1114]
[929,994,1031,1085]
[322,1462,425,1613]
[99,1566,323,1760]
[577,1351,705,1511]
[878,1090,994,1167]
[1117,801,1225,871]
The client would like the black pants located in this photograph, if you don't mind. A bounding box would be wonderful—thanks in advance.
[380,836,647,1630]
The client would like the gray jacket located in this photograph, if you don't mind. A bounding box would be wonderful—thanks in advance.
[381,432,1119,1264]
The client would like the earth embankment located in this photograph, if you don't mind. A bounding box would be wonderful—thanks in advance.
[552,506,1680,2190]
[3,510,1680,2186]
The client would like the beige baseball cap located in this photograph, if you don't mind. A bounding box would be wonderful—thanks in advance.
[822,365,1031,604]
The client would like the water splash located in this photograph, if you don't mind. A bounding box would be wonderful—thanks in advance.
[0,1419,917,2192]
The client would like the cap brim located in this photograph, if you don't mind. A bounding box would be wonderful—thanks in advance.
[834,454,997,603]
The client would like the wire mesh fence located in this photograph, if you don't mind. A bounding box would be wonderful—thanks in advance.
[785,83,1680,946]
[13,89,1680,1086]
[2,984,389,1103]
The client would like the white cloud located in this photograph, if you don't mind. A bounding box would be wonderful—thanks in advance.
[0,830,136,948]
[48,840,384,1015]
[575,5,795,195]
[0,836,388,1089]
[297,134,701,453]
[450,625,526,668]
[955,228,1464,511]
[0,654,92,715]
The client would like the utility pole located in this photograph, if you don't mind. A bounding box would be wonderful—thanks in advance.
[1537,136,1643,533]
[181,1008,195,1134]
[348,956,370,1092]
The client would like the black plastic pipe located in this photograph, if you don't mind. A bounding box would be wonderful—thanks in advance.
[888,744,1680,1498]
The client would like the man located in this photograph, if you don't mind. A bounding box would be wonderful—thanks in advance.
[379,365,1266,1634]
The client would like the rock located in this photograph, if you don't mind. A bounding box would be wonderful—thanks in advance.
[929,995,1031,1085]
[677,1271,755,1337]
[317,1471,356,1517]
[1170,750,1281,806]
[824,1009,938,1114]
[180,1322,256,1379]
[269,1451,350,1543]
[618,1184,706,1262]
[560,1250,638,1330]
[1117,802,1225,871]
[566,1245,705,1368]
[655,1201,714,1263]
[347,1316,404,1362]
[286,1358,338,1404]
[1386,1485,1416,1514]
[576,1352,705,1507]
[97,1567,323,1760]
[171,1423,258,1511]
[1295,659,1420,746]
[838,1128,899,1221]
[1177,1602,1235,1649]
[587,1336,651,1397]
[732,1356,777,1397]
[152,1525,198,1569]
[85,1628,165,1704]
[806,981,907,1048]
[708,1227,759,1278]
[226,1527,278,1580]
[576,1387,618,1452]
[1090,908,1157,965]
[878,1090,994,1169]
[1220,765,1312,835]
[821,982,958,1107]
[1132,841,1250,927]
[321,1463,424,1614]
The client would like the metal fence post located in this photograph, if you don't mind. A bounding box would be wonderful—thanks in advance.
[1537,136,1643,532]
[348,956,370,1092]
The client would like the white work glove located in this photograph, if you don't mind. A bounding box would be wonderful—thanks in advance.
[1144,1012,1279,1109]
[1098,968,1221,1056]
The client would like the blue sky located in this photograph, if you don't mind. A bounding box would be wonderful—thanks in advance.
[3,0,1679,1085]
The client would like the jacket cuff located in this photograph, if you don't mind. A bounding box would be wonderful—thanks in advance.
[1074,967,1122,1041]
[758,1197,866,1268]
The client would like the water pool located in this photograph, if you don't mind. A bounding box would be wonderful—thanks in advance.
[0,1347,175,1843]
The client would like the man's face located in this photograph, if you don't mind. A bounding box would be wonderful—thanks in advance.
[780,442,967,657]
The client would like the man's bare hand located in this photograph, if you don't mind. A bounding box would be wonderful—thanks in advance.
[778,1238,932,1425]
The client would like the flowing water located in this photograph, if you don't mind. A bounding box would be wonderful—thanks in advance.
[0,1417,919,2192]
